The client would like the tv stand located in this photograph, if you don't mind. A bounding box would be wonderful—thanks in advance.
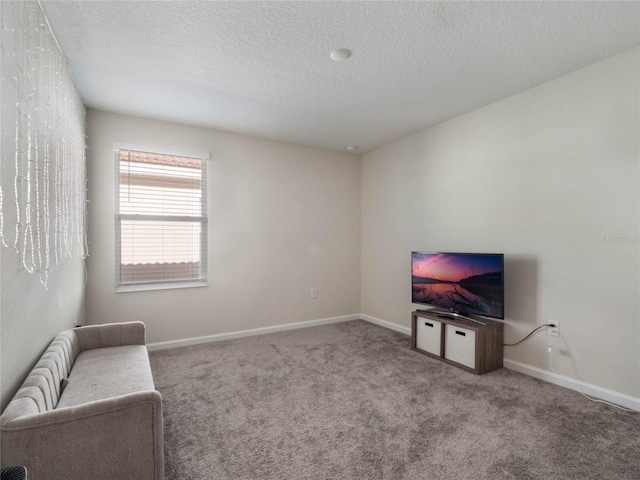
[411,310,503,374]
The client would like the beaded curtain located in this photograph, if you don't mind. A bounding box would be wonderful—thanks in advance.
[1,0,87,289]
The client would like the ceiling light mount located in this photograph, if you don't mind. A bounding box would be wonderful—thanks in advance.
[345,145,358,151]
[330,48,352,62]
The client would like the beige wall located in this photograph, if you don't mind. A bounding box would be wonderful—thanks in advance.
[1,1,86,411]
[86,110,361,344]
[361,48,640,397]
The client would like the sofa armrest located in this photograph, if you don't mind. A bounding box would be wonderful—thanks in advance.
[74,321,146,351]
[1,390,163,480]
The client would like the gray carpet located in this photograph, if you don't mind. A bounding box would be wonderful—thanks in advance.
[149,320,640,480]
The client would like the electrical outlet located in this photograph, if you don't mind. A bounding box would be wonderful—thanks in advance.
[310,287,318,299]
[548,320,560,337]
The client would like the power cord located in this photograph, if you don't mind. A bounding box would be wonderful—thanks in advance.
[577,392,637,413]
[504,323,555,346]
[548,343,637,413]
[504,323,637,412]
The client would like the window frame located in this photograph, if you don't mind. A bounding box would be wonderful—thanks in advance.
[114,144,209,293]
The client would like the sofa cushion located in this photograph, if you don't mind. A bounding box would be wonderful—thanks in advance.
[57,345,155,408]
[75,322,146,352]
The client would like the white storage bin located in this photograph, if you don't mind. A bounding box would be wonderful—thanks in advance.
[444,324,475,369]
[416,317,442,356]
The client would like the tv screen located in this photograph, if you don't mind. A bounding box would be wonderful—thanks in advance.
[411,252,504,319]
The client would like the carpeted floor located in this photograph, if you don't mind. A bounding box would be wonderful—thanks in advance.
[149,320,640,480]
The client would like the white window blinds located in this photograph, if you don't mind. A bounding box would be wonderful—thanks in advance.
[115,148,207,290]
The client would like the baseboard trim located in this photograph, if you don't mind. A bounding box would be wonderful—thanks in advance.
[146,314,360,351]
[503,359,640,412]
[360,314,412,335]
[148,312,640,411]
[362,313,640,412]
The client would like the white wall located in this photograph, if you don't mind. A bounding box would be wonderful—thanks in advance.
[1,256,85,411]
[86,110,361,344]
[361,48,640,398]
[1,1,86,411]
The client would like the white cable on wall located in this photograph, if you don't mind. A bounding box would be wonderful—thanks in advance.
[0,0,87,289]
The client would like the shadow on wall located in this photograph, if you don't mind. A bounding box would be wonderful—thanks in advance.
[503,254,538,326]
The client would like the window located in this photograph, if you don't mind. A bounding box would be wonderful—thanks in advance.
[115,148,207,291]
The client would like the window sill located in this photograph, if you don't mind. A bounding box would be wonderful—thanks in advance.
[115,281,207,293]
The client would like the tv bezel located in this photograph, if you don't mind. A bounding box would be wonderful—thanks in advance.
[411,251,505,320]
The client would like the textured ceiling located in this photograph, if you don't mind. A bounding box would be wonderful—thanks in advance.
[42,1,640,153]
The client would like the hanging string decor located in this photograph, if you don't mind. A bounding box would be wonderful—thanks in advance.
[1,0,88,289]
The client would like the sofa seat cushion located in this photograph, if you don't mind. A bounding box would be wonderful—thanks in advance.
[57,345,155,409]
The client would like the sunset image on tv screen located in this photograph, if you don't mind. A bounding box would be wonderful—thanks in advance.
[411,252,503,318]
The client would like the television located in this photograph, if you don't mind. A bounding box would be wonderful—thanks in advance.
[411,251,504,321]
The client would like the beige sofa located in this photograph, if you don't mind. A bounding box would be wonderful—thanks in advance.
[0,322,164,480]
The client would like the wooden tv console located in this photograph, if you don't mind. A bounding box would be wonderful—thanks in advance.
[411,310,504,375]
